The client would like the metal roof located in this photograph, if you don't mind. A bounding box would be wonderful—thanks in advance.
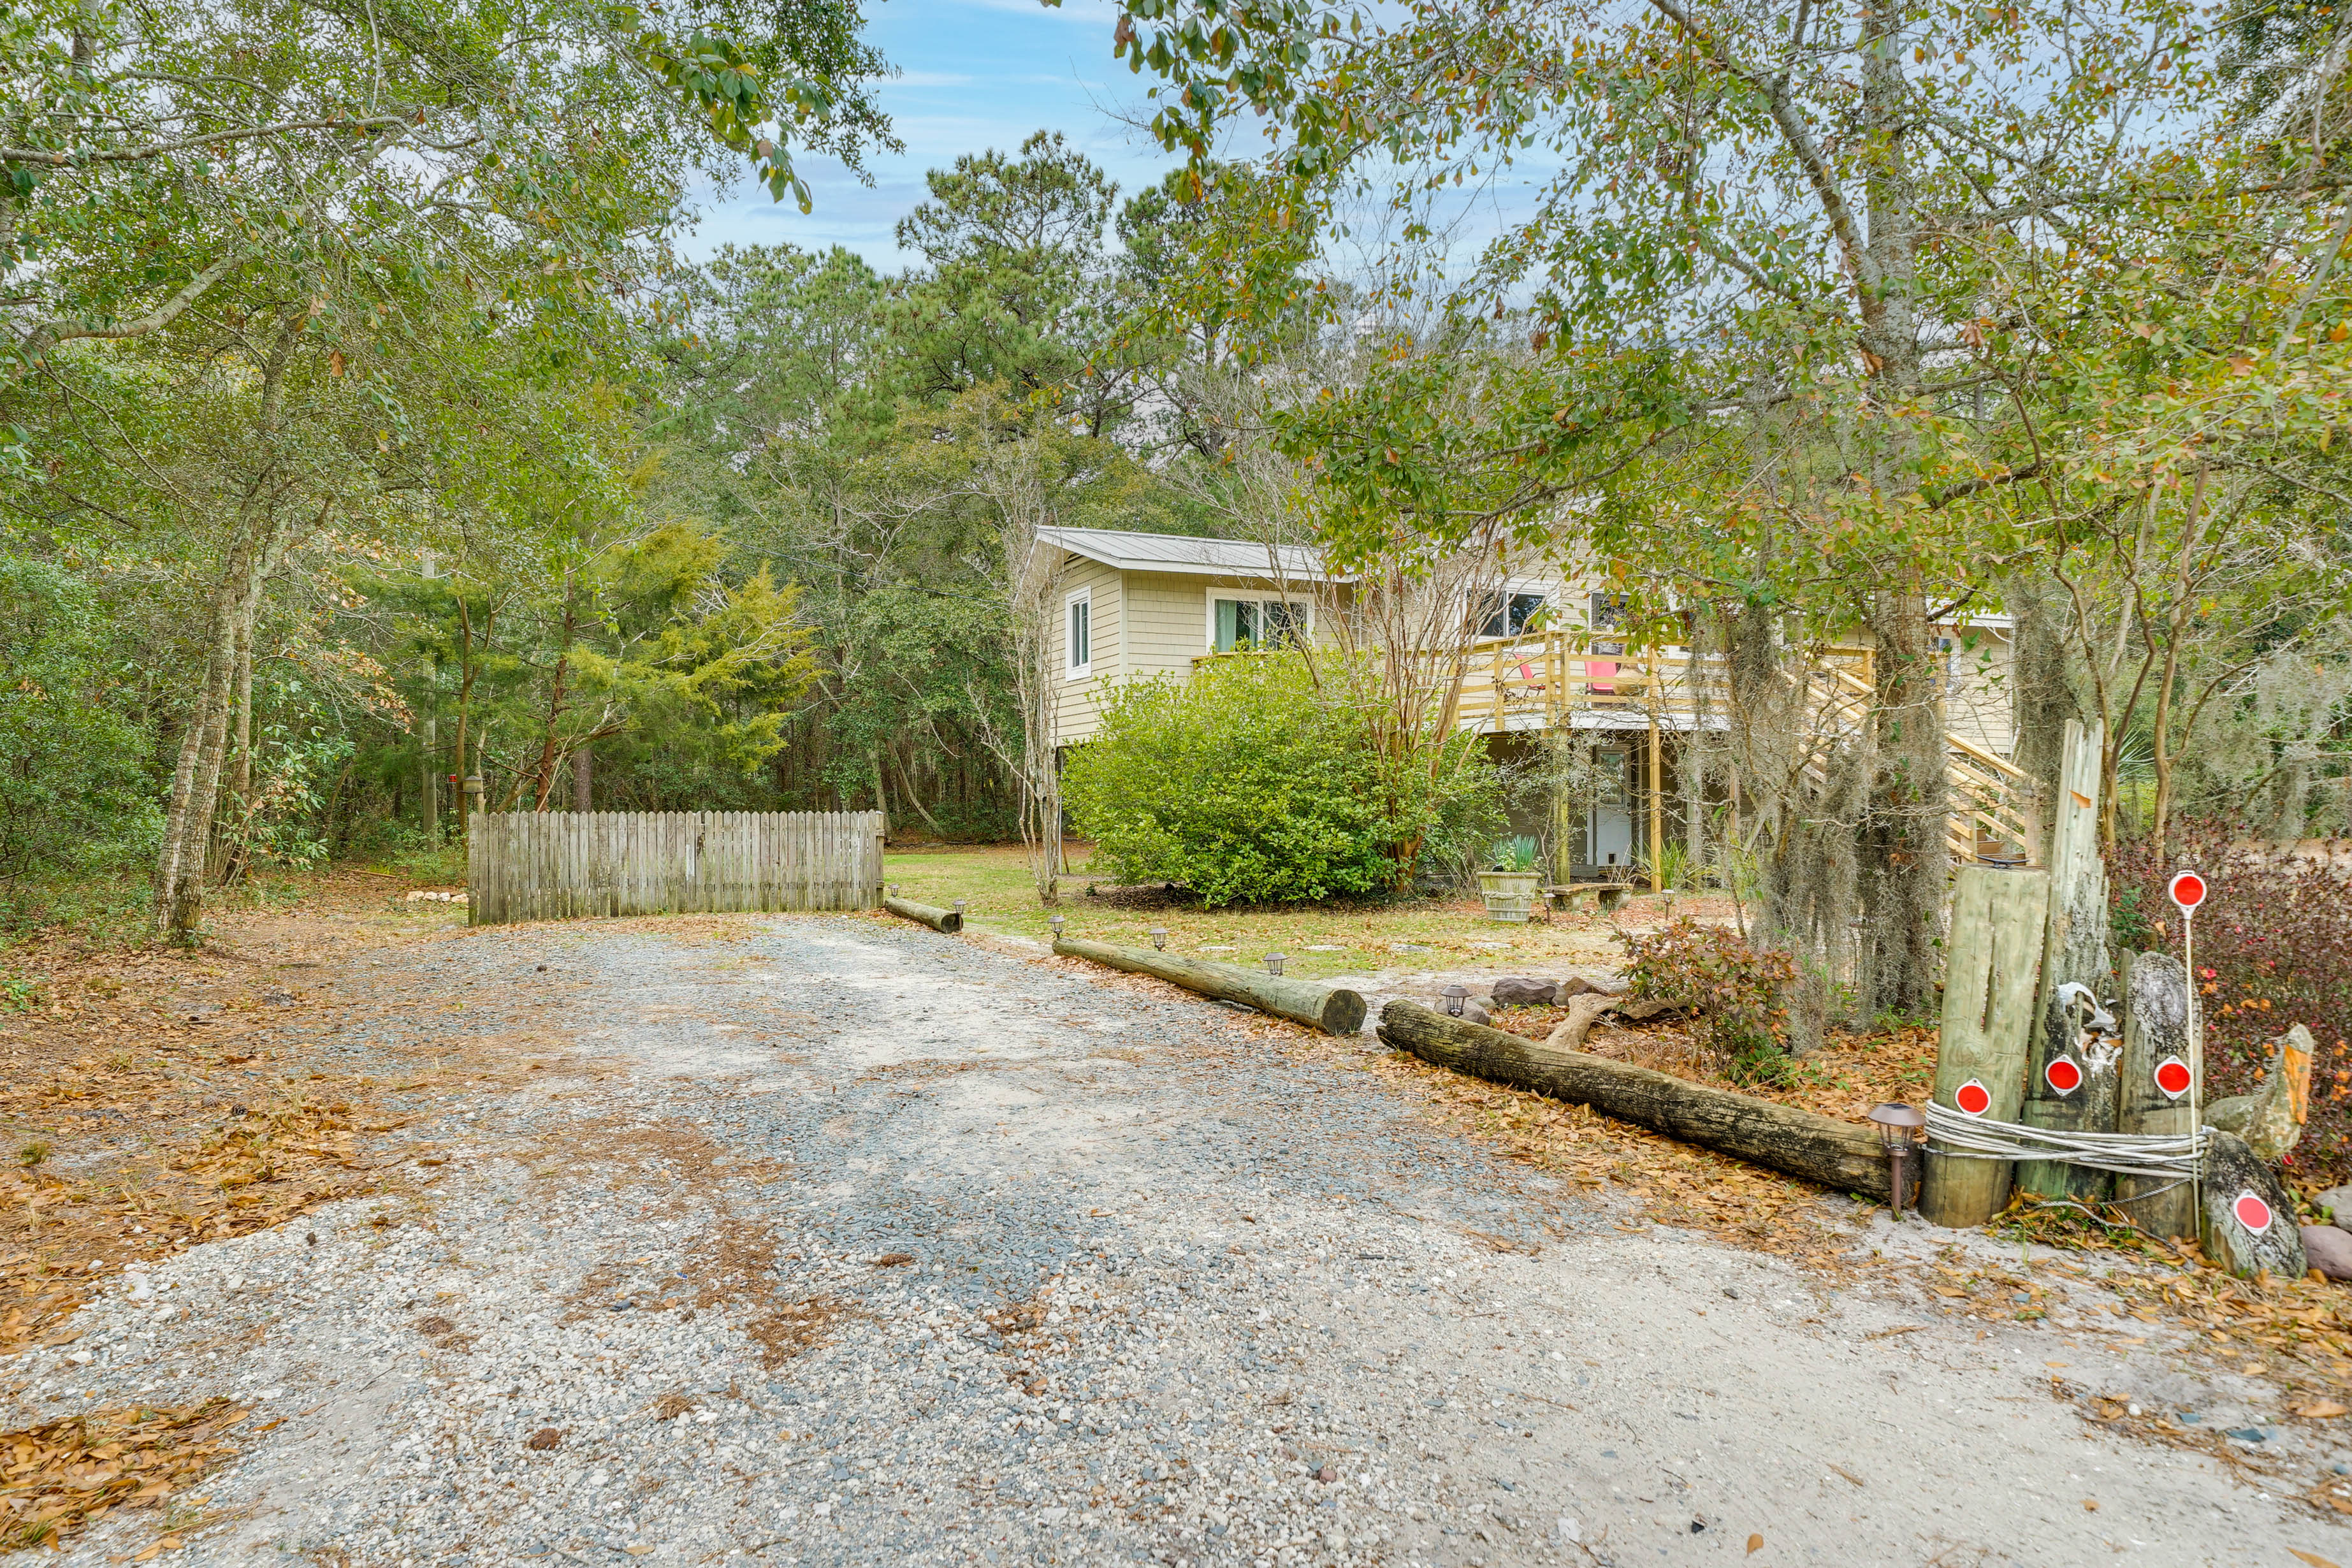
[1035,526,1347,583]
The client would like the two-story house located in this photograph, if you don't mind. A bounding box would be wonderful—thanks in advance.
[1027,526,2028,880]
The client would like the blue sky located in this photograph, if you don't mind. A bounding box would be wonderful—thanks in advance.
[683,0,1185,273]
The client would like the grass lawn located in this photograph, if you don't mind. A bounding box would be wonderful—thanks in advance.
[882,841,1725,980]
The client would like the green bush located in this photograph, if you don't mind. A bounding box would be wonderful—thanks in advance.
[0,557,160,888]
[1621,918,1796,1072]
[1063,652,1498,906]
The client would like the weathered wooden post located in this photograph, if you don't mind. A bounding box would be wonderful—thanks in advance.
[2116,950,2198,1238]
[2018,720,2117,1202]
[1921,864,2051,1228]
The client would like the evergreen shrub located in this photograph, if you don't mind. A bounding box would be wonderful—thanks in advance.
[1063,652,1497,906]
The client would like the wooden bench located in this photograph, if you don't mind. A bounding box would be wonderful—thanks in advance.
[1544,883,1637,914]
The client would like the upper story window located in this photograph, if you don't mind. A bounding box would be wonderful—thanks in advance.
[1212,595,1308,652]
[1588,590,1628,655]
[1066,588,1092,679]
[1474,591,1550,639]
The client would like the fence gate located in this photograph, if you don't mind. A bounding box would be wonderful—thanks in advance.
[467,810,885,926]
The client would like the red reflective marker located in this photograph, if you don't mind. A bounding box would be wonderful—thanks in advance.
[1954,1079,1993,1117]
[2233,1191,2274,1237]
[2046,1057,2083,1096]
[2154,1056,2193,1100]
[2168,871,2207,912]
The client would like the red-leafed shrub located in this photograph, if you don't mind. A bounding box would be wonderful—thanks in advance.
[1621,919,1797,1078]
[2108,818,2352,1183]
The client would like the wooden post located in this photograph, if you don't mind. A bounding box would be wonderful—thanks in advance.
[2117,950,2197,1238]
[2018,720,2116,1201]
[1646,648,1662,893]
[1920,864,2051,1228]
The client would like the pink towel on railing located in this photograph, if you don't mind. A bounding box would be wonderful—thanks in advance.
[1587,658,1616,694]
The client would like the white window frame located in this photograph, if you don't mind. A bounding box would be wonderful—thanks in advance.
[1064,587,1093,680]
[1205,590,1313,653]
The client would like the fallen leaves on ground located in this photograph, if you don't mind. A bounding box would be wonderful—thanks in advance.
[1340,1034,1867,1267]
[0,872,518,1358]
[0,1398,245,1551]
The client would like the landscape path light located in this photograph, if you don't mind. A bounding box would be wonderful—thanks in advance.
[1049,914,1065,938]
[1264,953,1286,977]
[1867,1102,1927,1214]
[952,898,966,915]
[1150,928,1168,951]
[1441,984,1469,1018]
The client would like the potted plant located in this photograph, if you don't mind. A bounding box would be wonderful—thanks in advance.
[1478,836,1543,922]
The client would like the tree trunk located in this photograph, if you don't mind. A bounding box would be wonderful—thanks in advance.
[572,745,591,813]
[154,596,238,941]
[212,616,256,887]
[1859,591,1950,1022]
[530,581,576,811]
[454,597,479,839]
[1377,1001,1890,1199]
[1054,937,1367,1034]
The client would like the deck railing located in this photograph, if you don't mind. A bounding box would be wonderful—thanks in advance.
[1194,633,2037,864]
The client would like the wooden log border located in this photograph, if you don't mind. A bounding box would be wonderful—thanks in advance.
[1051,937,1368,1036]
[883,895,963,934]
[1377,1000,1891,1201]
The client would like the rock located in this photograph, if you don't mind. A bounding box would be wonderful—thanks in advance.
[2315,1184,2352,1223]
[1490,977,1558,1008]
[2300,1225,2352,1281]
[1459,1001,1491,1027]
[2198,1131,2309,1280]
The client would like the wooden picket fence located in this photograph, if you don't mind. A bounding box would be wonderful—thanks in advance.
[467,810,885,926]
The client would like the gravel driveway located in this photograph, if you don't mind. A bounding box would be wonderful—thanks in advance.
[14,916,2344,1566]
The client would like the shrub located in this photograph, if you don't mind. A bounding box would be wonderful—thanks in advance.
[1620,918,1796,1071]
[0,557,160,887]
[2109,818,2352,1182]
[1063,651,1499,906]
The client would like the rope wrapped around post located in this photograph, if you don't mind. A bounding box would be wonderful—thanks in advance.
[1925,1101,2205,1180]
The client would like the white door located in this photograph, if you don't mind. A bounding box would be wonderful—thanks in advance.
[1587,750,1633,870]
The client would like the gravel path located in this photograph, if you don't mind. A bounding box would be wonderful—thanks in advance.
[15,916,2346,1566]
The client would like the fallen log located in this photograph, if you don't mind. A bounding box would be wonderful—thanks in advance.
[1377,1000,1891,1201]
[883,896,962,934]
[1541,993,1676,1052]
[1052,938,1367,1036]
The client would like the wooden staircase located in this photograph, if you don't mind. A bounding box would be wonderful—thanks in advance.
[1803,662,2038,864]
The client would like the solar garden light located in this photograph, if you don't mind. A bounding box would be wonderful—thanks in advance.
[1867,1103,1927,1215]
[1049,914,1065,938]
[888,883,900,896]
[1264,952,1286,977]
[1150,927,1168,951]
[952,898,966,915]
[1441,984,1469,1018]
